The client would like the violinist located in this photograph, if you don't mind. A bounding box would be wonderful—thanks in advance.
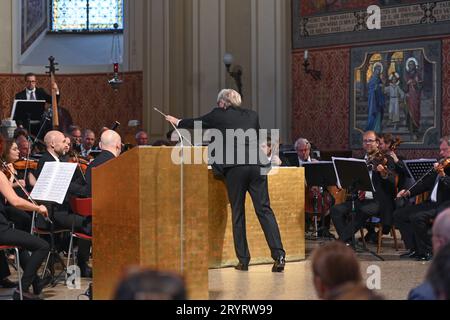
[0,134,50,300]
[33,131,92,277]
[80,129,97,158]
[68,125,83,153]
[378,133,410,190]
[330,131,396,245]
[394,136,450,261]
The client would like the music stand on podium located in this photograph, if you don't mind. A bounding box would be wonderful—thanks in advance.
[31,162,77,287]
[332,157,383,261]
[11,100,46,137]
[303,162,337,241]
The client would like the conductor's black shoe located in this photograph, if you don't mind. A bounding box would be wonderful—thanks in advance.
[416,252,432,262]
[0,278,18,288]
[272,256,285,273]
[318,229,336,239]
[12,289,42,300]
[400,249,416,259]
[234,263,248,271]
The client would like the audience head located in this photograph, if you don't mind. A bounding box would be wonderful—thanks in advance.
[114,267,187,300]
[439,135,450,159]
[432,208,450,254]
[83,129,96,150]
[24,73,37,91]
[326,282,384,300]
[217,89,242,109]
[99,130,122,157]
[294,138,311,161]
[44,131,68,157]
[135,131,149,146]
[311,241,362,300]
[427,243,450,300]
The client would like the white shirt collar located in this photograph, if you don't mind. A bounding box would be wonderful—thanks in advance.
[49,151,60,162]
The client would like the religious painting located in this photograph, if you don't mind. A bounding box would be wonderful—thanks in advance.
[21,0,48,54]
[350,40,441,149]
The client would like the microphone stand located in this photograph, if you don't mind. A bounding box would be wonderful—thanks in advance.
[153,107,190,273]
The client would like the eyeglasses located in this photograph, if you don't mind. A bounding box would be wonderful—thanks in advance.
[363,139,377,144]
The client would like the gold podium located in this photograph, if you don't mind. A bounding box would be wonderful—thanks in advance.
[92,147,209,300]
[92,147,305,300]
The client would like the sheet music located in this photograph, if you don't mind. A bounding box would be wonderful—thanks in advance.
[31,162,77,204]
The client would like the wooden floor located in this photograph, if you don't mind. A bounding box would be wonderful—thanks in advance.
[0,235,430,300]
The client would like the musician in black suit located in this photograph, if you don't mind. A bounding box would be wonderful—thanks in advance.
[84,130,122,197]
[394,136,450,261]
[15,73,60,105]
[330,131,396,245]
[33,131,91,277]
[166,89,285,272]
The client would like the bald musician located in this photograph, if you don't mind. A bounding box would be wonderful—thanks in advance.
[33,130,92,277]
[84,130,122,197]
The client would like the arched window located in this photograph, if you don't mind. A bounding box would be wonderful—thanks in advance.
[51,0,123,32]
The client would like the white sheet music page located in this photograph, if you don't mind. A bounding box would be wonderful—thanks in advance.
[31,162,77,204]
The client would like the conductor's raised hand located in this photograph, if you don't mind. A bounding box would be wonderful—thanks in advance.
[166,115,180,126]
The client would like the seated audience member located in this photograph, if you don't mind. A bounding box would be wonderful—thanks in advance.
[311,241,379,300]
[426,242,450,300]
[114,267,187,300]
[327,282,384,300]
[408,208,450,300]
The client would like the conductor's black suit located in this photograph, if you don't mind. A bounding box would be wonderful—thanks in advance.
[178,106,285,266]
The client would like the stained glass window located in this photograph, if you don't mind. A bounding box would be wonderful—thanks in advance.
[51,0,123,32]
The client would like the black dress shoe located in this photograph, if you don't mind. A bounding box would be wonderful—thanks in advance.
[234,263,248,271]
[400,249,416,259]
[272,256,285,273]
[416,252,433,261]
[12,289,42,300]
[318,229,336,239]
[0,278,18,288]
[32,276,52,295]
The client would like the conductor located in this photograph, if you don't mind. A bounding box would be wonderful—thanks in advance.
[166,89,286,272]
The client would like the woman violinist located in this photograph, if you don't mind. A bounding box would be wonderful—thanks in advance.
[0,134,50,300]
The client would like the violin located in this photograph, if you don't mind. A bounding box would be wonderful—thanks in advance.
[389,137,401,152]
[435,158,450,175]
[13,159,39,171]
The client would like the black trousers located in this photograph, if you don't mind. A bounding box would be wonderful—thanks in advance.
[330,199,380,242]
[393,201,450,255]
[224,166,285,264]
[0,253,11,279]
[36,210,91,267]
[0,226,49,291]
[3,206,32,233]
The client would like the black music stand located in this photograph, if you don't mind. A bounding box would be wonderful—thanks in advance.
[11,100,46,137]
[332,157,384,261]
[303,162,337,241]
[404,159,437,182]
